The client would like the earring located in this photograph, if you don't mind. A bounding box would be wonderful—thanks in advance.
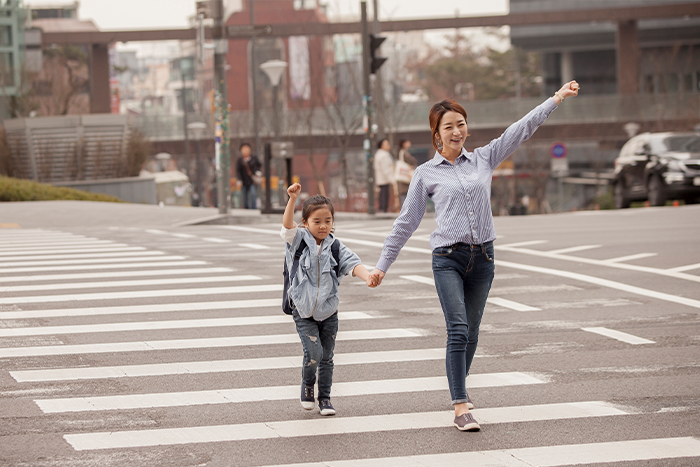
[435,136,443,151]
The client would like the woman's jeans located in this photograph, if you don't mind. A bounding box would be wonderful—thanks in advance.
[242,184,257,209]
[292,310,338,400]
[378,184,390,212]
[432,241,495,405]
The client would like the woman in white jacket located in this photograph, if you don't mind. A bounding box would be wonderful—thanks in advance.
[373,139,395,212]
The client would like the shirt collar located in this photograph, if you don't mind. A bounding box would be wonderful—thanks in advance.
[430,147,470,165]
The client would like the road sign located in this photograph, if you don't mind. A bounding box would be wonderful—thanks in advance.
[271,142,294,159]
[551,142,568,158]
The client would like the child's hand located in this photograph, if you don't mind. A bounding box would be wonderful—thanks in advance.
[287,183,301,198]
[368,269,385,288]
[366,276,377,288]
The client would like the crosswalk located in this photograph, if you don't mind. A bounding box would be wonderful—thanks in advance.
[1,227,698,466]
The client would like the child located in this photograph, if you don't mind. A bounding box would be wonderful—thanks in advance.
[281,183,374,416]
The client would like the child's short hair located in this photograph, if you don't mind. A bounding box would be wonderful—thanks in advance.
[302,195,335,224]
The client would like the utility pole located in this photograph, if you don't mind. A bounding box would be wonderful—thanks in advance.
[250,0,263,209]
[212,0,229,213]
[372,0,385,142]
[361,1,375,214]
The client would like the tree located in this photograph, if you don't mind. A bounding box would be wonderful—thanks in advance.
[36,45,90,116]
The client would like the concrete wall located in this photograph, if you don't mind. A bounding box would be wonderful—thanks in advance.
[52,176,157,204]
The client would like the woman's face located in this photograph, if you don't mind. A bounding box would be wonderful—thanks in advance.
[404,141,411,150]
[437,111,468,153]
[381,140,391,151]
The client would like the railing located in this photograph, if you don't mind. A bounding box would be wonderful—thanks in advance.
[130,93,700,142]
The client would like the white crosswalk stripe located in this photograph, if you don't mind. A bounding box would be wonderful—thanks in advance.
[1,228,697,466]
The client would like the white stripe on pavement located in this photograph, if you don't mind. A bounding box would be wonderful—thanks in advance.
[250,437,700,467]
[669,262,700,272]
[0,240,114,250]
[0,311,374,337]
[582,327,655,345]
[239,243,271,250]
[0,284,282,305]
[13,348,447,382]
[0,328,422,358]
[0,275,260,293]
[0,247,148,258]
[0,251,167,265]
[400,275,540,311]
[62,401,623,450]
[546,245,601,255]
[604,252,657,263]
[35,372,545,413]
[0,260,204,274]
[0,298,280,320]
[0,245,141,256]
[0,267,233,283]
[202,237,230,243]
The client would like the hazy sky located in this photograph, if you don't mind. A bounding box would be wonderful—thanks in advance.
[23,0,509,30]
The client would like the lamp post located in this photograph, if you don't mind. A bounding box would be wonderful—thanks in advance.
[186,121,207,206]
[260,59,288,213]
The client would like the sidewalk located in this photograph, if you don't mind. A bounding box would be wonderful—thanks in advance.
[0,201,403,229]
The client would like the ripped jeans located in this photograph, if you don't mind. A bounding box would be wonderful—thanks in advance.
[292,309,338,400]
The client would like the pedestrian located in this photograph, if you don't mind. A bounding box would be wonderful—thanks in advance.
[282,182,375,416]
[236,142,262,209]
[395,139,417,209]
[373,139,396,213]
[368,81,580,431]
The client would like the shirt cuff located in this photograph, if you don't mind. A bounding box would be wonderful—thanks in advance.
[374,257,392,273]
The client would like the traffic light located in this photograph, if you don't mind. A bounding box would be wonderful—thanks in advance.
[369,34,387,74]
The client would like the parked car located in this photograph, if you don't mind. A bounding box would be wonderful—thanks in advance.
[612,132,700,208]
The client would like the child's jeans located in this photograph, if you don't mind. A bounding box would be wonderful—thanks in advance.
[292,309,338,400]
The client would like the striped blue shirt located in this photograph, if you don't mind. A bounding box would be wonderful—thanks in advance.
[375,97,558,273]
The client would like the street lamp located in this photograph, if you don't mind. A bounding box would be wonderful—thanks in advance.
[260,59,288,213]
[186,121,207,206]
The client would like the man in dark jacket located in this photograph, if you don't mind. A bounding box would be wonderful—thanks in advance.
[236,143,262,209]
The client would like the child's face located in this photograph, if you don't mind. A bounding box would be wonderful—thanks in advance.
[303,207,333,245]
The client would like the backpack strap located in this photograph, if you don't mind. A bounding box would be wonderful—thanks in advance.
[289,239,307,284]
[330,239,341,278]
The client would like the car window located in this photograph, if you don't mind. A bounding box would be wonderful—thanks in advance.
[663,136,700,152]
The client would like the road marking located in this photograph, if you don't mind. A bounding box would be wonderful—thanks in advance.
[0,298,280,320]
[496,240,549,248]
[248,437,700,467]
[0,328,422,358]
[0,284,282,305]
[202,237,230,243]
[61,401,622,450]
[0,267,233,283]
[497,259,700,310]
[547,245,601,255]
[171,233,196,239]
[0,311,374,337]
[11,348,447,382]
[400,275,540,311]
[36,372,545,413]
[0,259,202,274]
[0,275,260,293]
[0,240,114,250]
[0,246,148,257]
[0,251,167,264]
[604,252,657,263]
[239,243,271,250]
[582,327,655,345]
[669,262,700,272]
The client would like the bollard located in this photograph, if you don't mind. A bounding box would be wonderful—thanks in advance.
[673,200,680,207]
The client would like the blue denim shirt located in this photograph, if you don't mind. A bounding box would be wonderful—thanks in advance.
[284,227,362,321]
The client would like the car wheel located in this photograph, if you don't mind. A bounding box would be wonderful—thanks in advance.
[613,181,630,209]
[647,174,667,207]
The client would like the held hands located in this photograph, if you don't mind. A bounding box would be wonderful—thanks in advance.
[287,183,301,199]
[367,269,385,288]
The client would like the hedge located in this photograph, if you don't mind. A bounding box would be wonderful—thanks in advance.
[0,176,124,203]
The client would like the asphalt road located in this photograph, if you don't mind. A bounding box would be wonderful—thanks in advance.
[0,201,699,466]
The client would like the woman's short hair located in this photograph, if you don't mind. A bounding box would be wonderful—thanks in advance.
[398,139,409,150]
[376,138,389,150]
[428,99,468,152]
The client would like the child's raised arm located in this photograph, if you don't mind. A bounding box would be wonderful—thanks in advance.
[283,183,301,229]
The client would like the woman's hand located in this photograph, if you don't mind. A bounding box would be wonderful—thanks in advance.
[555,81,580,103]
[367,269,385,288]
[287,183,301,198]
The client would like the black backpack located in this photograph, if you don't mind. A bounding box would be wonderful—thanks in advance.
[283,238,341,315]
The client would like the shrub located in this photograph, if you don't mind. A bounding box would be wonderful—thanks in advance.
[0,176,124,203]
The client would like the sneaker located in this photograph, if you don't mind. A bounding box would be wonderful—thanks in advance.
[466,392,475,410]
[300,384,315,410]
[453,412,480,431]
[318,399,336,416]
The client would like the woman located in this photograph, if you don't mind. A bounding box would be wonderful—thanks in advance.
[373,139,395,213]
[396,139,417,208]
[369,81,580,431]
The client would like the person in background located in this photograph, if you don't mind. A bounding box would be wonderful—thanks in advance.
[373,139,395,213]
[396,139,418,209]
[368,81,581,432]
[236,143,261,209]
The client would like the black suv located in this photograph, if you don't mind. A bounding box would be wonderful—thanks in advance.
[612,132,700,208]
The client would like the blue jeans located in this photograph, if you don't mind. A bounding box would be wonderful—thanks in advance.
[432,241,495,405]
[292,309,338,400]
[242,184,257,209]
